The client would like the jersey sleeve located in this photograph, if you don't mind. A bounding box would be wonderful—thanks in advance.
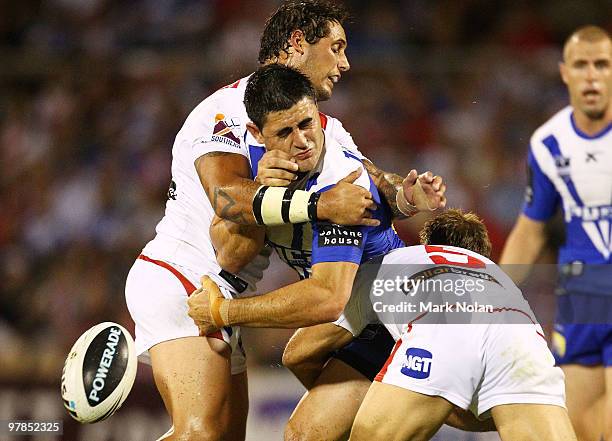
[189,95,249,161]
[522,145,559,221]
[311,222,369,265]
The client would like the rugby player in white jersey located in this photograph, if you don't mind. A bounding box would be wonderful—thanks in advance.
[188,65,513,440]
[124,2,445,440]
[501,26,611,441]
[192,208,576,440]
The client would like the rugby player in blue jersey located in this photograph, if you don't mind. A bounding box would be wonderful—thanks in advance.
[501,25,611,441]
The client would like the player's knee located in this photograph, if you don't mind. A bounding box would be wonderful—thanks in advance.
[282,347,317,378]
[281,346,301,371]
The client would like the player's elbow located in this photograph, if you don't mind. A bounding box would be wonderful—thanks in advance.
[282,344,314,373]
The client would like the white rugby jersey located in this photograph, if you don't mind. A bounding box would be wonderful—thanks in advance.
[141,75,365,294]
[524,106,612,264]
[342,245,535,341]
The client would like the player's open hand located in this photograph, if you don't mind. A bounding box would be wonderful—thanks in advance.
[318,168,380,227]
[187,276,224,336]
[402,170,447,212]
[255,150,299,186]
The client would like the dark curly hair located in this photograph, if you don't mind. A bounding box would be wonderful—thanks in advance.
[258,0,349,64]
[244,64,316,130]
[419,209,492,258]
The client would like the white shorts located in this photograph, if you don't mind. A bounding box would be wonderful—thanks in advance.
[375,323,566,418]
[125,255,246,375]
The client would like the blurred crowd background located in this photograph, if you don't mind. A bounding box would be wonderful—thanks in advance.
[0,0,610,438]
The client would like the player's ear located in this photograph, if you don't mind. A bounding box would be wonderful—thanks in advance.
[246,122,265,144]
[288,29,306,55]
[559,61,569,85]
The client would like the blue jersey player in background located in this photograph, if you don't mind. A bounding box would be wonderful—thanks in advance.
[501,25,611,441]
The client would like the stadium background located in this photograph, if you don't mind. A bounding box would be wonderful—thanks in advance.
[1,0,610,439]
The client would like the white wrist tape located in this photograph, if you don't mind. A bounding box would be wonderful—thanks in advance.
[396,186,419,216]
[288,189,311,223]
[253,186,317,226]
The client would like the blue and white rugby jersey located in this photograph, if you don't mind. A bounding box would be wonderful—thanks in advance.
[247,126,404,280]
[523,106,612,264]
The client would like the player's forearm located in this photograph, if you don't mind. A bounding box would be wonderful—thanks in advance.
[196,152,261,224]
[500,215,547,284]
[225,278,346,328]
[196,152,363,227]
[362,160,410,219]
[500,221,546,265]
[211,216,265,274]
[500,232,544,264]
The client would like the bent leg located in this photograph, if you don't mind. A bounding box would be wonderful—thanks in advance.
[150,336,233,441]
[283,324,354,389]
[491,403,577,441]
[562,364,604,441]
[349,382,453,441]
[285,358,370,441]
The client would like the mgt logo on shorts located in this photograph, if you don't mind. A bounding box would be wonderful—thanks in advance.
[401,347,433,379]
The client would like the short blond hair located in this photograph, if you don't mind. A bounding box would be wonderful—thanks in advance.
[563,25,611,61]
[419,209,492,258]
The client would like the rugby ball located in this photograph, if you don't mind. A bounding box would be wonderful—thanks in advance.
[61,322,137,423]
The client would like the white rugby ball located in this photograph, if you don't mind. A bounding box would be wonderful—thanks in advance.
[61,322,137,423]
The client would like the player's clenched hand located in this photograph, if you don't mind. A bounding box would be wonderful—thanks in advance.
[318,168,380,227]
[402,170,447,212]
[255,150,299,187]
[187,276,224,336]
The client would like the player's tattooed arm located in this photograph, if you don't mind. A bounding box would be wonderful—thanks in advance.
[363,160,447,218]
[196,151,381,226]
[196,152,261,225]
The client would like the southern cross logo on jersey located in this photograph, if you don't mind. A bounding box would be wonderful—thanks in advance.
[211,114,241,148]
[401,347,433,379]
[317,223,363,248]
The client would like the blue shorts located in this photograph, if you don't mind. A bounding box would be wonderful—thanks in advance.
[332,324,395,381]
[552,323,612,366]
[553,293,612,365]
